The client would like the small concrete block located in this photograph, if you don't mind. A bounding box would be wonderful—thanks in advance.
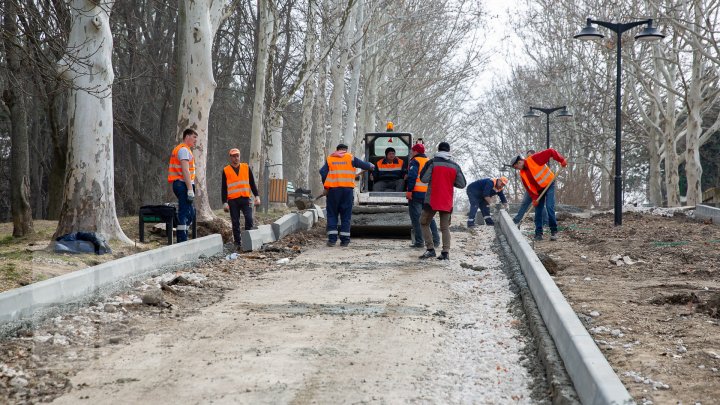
[696,204,720,224]
[272,213,299,240]
[241,225,276,252]
[308,208,318,222]
[313,204,325,219]
[298,211,314,231]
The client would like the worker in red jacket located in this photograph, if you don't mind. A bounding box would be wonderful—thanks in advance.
[510,148,567,241]
[418,142,466,260]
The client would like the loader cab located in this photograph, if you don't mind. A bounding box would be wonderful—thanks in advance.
[359,131,412,195]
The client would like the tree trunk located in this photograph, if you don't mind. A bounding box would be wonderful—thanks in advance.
[327,5,351,151]
[249,0,273,178]
[175,0,235,222]
[310,56,330,199]
[54,0,130,243]
[683,3,705,207]
[297,0,318,190]
[266,109,283,179]
[664,90,681,207]
[4,0,33,236]
[342,1,363,148]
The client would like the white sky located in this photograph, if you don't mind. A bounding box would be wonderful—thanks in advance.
[474,0,523,93]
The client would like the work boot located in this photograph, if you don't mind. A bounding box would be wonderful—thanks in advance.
[419,249,436,259]
[533,234,543,241]
[437,252,450,260]
[340,240,350,247]
[409,243,424,248]
[327,240,337,247]
[550,232,558,241]
[484,218,495,226]
[466,220,475,228]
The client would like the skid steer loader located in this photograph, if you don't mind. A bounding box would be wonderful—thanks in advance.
[351,124,414,238]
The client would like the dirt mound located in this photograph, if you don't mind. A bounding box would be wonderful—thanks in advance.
[197,217,232,242]
[530,211,720,403]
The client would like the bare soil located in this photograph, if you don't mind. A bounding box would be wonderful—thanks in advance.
[530,210,720,404]
[0,209,284,294]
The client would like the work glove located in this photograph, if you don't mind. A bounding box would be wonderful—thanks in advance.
[406,192,413,200]
[254,196,261,206]
[484,217,495,226]
[532,199,539,207]
[187,190,195,202]
[560,159,568,168]
[223,202,229,212]
[502,203,509,210]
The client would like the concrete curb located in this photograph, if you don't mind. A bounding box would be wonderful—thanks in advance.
[272,213,299,240]
[242,208,321,252]
[695,204,720,224]
[0,235,223,330]
[498,210,632,405]
[241,225,276,251]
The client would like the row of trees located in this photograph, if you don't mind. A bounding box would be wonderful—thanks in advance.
[466,0,720,208]
[3,0,719,243]
[0,0,488,241]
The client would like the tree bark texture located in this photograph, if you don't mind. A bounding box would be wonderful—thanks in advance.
[249,0,273,178]
[4,0,34,236]
[54,0,130,243]
[342,0,362,149]
[175,0,235,222]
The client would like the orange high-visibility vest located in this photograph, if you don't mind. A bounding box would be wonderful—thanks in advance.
[224,163,251,199]
[412,156,429,193]
[324,153,356,188]
[520,156,554,195]
[377,158,404,173]
[168,143,195,183]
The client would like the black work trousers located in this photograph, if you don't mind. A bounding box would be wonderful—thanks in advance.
[229,197,254,245]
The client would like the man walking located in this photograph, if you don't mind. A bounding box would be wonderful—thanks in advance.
[372,147,405,191]
[319,144,375,247]
[510,148,567,241]
[168,128,198,243]
[418,142,466,260]
[222,148,261,249]
[406,143,440,248]
[466,177,509,227]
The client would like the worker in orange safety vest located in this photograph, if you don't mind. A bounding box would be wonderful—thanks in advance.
[510,148,567,241]
[168,128,198,243]
[222,148,260,249]
[319,143,375,247]
[406,143,439,248]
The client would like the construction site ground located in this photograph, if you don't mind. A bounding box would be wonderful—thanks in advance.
[0,219,552,404]
[529,209,720,404]
[2,209,719,403]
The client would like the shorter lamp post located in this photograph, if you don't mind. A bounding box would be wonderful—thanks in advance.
[574,18,664,226]
[523,106,573,149]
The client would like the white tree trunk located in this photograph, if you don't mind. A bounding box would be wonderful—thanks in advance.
[175,0,235,222]
[249,0,273,179]
[342,1,363,149]
[327,3,352,151]
[297,0,318,190]
[267,110,283,179]
[310,57,330,199]
[684,47,704,207]
[358,51,378,155]
[54,0,130,243]
[683,2,705,207]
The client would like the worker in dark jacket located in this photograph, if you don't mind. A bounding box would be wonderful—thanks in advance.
[221,148,260,249]
[372,147,405,191]
[510,148,567,241]
[319,144,375,247]
[466,177,509,227]
[418,142,466,260]
[406,143,440,248]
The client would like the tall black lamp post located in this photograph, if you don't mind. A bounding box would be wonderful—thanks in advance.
[574,18,664,226]
[523,106,573,149]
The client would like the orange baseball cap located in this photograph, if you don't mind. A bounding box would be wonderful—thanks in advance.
[229,148,240,156]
